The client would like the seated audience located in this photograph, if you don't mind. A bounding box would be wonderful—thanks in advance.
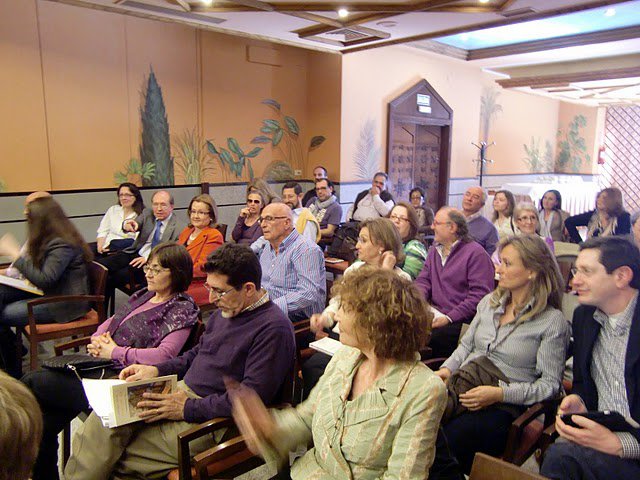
[231,268,446,480]
[461,186,499,255]
[258,203,325,321]
[415,207,495,358]
[410,186,435,230]
[435,235,570,474]
[178,194,224,304]
[95,183,144,255]
[0,197,92,378]
[301,165,327,208]
[281,182,320,243]
[389,202,428,280]
[565,187,631,243]
[0,371,42,480]
[491,189,516,239]
[98,190,182,299]
[23,243,199,480]
[247,177,280,204]
[346,172,395,222]
[63,244,296,480]
[541,237,640,480]
[232,190,265,246]
[307,178,343,245]
[538,189,570,241]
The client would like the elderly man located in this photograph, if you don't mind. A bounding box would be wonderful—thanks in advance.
[302,165,328,207]
[541,237,640,480]
[64,244,296,480]
[461,186,498,255]
[346,172,395,222]
[308,178,343,244]
[258,202,326,321]
[415,207,495,358]
[281,181,320,244]
[98,190,182,300]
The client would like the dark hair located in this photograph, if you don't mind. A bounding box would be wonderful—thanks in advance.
[599,187,625,217]
[374,172,388,181]
[313,166,327,176]
[446,208,472,242]
[282,182,302,195]
[580,236,640,289]
[188,194,218,227]
[539,189,562,212]
[203,243,262,290]
[316,178,334,190]
[389,201,419,241]
[410,187,425,202]
[149,243,193,293]
[152,190,174,206]
[117,182,145,215]
[491,190,516,221]
[26,197,93,267]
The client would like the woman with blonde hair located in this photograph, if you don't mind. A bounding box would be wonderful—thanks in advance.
[565,187,630,243]
[434,234,570,473]
[231,268,446,480]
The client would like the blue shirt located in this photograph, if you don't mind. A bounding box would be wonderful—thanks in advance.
[259,229,326,319]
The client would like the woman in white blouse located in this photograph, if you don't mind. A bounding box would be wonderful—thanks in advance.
[491,189,516,239]
[96,183,145,254]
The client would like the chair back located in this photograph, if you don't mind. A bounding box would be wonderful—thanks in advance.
[89,261,108,296]
[469,453,549,480]
[180,320,205,355]
[215,223,228,239]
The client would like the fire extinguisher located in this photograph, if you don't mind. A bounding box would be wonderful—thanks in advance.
[598,146,606,165]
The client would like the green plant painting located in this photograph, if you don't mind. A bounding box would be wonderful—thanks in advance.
[556,114,591,173]
[114,158,155,185]
[480,87,502,143]
[354,119,381,180]
[140,67,173,186]
[523,137,553,173]
[174,129,216,184]
[205,138,262,182]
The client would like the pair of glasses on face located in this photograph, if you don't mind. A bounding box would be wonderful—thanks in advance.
[190,210,210,217]
[143,265,170,276]
[247,199,261,205]
[119,193,134,198]
[390,214,409,223]
[518,216,537,222]
[204,284,235,299]
[258,216,287,224]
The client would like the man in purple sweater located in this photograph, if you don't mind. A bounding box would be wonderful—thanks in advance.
[415,207,495,358]
[64,244,296,480]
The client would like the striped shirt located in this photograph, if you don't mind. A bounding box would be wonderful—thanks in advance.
[592,292,640,459]
[402,239,427,280]
[442,293,570,405]
[259,229,326,319]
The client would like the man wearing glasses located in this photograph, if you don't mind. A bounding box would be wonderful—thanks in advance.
[257,203,326,322]
[541,236,640,480]
[301,165,328,208]
[346,172,395,222]
[307,178,343,245]
[64,244,296,480]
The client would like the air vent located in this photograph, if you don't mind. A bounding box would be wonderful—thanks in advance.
[327,29,369,41]
[500,7,536,18]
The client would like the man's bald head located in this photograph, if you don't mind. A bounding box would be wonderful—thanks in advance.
[462,186,485,216]
[260,202,293,247]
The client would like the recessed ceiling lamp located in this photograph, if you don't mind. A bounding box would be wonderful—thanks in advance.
[201,0,213,6]
[479,0,490,4]
[338,8,349,18]
[605,8,616,17]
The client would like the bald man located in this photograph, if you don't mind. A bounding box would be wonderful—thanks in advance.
[257,202,325,322]
[461,186,498,255]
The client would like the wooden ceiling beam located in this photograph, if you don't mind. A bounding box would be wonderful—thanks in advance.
[468,25,640,60]
[496,66,640,89]
[222,0,275,11]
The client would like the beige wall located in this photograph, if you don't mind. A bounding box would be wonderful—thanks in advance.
[556,101,602,174]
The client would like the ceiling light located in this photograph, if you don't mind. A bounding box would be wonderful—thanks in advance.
[479,0,490,4]
[460,33,470,41]
[338,8,349,18]
[201,0,213,6]
[605,8,616,17]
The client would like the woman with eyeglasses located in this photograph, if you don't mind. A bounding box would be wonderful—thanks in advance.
[388,202,428,280]
[95,183,145,255]
[22,243,199,480]
[409,186,435,230]
[514,203,555,253]
[230,267,446,480]
[232,191,266,246]
[538,189,569,242]
[177,194,224,304]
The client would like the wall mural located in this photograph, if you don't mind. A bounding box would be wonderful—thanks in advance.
[0,179,6,192]
[556,114,591,173]
[354,118,381,180]
[523,137,554,173]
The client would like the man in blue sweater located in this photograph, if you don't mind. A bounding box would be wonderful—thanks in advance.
[64,244,296,480]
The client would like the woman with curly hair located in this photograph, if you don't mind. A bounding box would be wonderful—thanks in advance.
[231,267,446,480]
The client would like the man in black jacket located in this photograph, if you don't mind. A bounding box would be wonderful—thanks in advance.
[542,236,640,479]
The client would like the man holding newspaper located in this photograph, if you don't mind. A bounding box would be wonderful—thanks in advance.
[64,244,296,480]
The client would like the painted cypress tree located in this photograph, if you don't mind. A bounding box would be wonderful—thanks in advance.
[139,67,173,186]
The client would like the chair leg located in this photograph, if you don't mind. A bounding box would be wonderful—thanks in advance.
[14,327,23,378]
[30,336,39,372]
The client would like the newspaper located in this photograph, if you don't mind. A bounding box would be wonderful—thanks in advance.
[0,274,44,296]
[82,374,177,428]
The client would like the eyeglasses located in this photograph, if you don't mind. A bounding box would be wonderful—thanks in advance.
[432,221,452,226]
[258,216,287,223]
[204,284,236,299]
[118,193,134,198]
[143,265,170,276]
[189,210,210,216]
[390,214,409,223]
[571,267,595,278]
[247,199,261,204]
[517,216,537,222]
[152,202,170,209]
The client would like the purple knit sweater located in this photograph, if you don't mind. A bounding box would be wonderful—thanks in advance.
[467,215,499,256]
[415,240,495,323]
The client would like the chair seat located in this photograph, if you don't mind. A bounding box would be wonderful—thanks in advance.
[24,310,100,335]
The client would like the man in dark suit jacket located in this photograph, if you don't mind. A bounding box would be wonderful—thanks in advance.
[541,236,640,480]
[98,190,182,297]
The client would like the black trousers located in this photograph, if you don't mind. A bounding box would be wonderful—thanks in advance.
[301,352,331,400]
[96,252,146,312]
[429,321,466,359]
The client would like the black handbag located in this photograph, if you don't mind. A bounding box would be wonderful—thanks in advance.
[42,354,114,375]
[327,222,360,262]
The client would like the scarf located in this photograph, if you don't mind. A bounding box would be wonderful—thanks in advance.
[309,195,338,224]
[587,210,617,239]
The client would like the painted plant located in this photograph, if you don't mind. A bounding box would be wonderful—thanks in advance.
[354,118,381,180]
[114,158,155,186]
[174,129,216,184]
[479,87,502,143]
[523,137,554,173]
[206,138,262,182]
[556,114,591,173]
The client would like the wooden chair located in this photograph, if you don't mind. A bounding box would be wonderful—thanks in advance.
[469,453,549,480]
[15,261,108,376]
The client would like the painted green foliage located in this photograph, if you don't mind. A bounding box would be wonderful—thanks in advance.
[174,129,216,184]
[556,114,591,173]
[205,138,262,182]
[354,119,381,180]
[140,67,173,186]
[114,158,155,185]
[523,137,554,173]
[480,87,502,143]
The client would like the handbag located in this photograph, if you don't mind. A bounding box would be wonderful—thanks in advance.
[42,354,114,375]
[327,222,360,262]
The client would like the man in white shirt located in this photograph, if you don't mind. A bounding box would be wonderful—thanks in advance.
[281,182,320,244]
[346,172,395,222]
